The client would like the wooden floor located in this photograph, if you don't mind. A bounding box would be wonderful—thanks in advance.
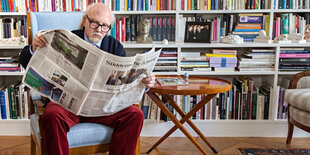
[0,136,310,155]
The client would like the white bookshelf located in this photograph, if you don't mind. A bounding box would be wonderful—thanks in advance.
[0,13,28,135]
[2,1,310,138]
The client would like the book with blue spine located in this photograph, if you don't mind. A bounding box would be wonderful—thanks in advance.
[234,29,261,32]
[0,91,6,119]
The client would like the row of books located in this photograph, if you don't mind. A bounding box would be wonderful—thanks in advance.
[278,48,310,71]
[273,13,307,39]
[275,76,291,120]
[0,82,28,120]
[4,0,310,12]
[0,17,27,39]
[24,0,96,12]
[112,0,176,11]
[232,77,272,120]
[276,0,310,9]
[180,0,271,10]
[23,0,176,12]
[111,15,175,42]
[276,86,288,120]
[141,78,273,121]
[0,0,26,12]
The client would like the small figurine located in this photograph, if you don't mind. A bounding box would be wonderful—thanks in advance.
[288,33,306,43]
[253,30,272,43]
[184,72,189,82]
[220,34,243,44]
[136,18,152,43]
[304,24,310,42]
[273,34,292,43]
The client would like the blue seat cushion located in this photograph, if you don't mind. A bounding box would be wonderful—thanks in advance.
[30,114,113,148]
[68,122,113,148]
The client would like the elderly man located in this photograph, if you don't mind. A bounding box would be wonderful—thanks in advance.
[19,3,155,155]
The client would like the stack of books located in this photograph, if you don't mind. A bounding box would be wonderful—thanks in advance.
[0,56,21,72]
[232,13,264,42]
[279,48,310,71]
[207,49,237,72]
[180,52,210,72]
[154,51,177,72]
[239,49,275,72]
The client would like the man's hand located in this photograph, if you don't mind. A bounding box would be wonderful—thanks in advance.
[32,34,48,52]
[142,73,155,88]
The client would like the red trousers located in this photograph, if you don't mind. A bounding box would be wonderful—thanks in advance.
[40,102,144,155]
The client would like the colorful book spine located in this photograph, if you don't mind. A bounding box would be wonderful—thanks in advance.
[239,15,263,23]
[281,14,289,34]
[280,53,310,58]
[206,53,236,57]
[234,29,261,32]
[0,91,6,119]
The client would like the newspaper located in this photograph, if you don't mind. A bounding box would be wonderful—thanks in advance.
[22,29,161,116]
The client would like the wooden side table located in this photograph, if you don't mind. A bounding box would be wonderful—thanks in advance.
[146,75,232,155]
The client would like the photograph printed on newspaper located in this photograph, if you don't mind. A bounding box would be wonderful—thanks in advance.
[22,29,161,116]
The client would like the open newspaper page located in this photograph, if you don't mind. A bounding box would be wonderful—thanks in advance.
[22,29,161,116]
[80,47,160,116]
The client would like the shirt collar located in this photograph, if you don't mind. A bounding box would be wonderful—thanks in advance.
[84,34,102,48]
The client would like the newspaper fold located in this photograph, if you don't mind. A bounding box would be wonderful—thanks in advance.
[22,29,161,116]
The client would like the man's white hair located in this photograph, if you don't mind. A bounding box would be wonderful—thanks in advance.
[78,3,115,30]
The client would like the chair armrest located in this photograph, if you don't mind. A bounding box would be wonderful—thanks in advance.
[32,100,45,116]
[289,71,310,89]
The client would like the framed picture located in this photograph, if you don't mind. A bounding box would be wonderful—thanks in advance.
[184,21,211,43]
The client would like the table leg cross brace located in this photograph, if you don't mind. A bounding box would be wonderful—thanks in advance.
[146,92,218,155]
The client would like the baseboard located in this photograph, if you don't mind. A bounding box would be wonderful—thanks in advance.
[141,120,310,137]
[1,119,310,137]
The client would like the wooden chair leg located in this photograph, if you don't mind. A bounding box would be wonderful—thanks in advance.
[30,135,36,155]
[286,105,293,145]
[286,118,294,144]
[135,136,140,155]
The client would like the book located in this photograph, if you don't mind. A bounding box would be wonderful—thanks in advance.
[0,91,6,119]
[156,77,187,86]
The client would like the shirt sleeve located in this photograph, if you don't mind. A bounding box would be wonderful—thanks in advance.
[29,45,34,55]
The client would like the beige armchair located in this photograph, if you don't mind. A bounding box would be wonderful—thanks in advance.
[284,71,310,144]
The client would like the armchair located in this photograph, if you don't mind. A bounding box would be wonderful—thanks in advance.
[284,70,310,144]
[27,12,140,155]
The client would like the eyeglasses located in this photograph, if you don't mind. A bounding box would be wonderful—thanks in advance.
[86,15,111,32]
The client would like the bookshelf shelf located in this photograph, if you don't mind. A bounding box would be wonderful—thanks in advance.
[0,119,29,123]
[0,72,24,76]
[178,71,276,76]
[114,10,177,15]
[180,43,278,48]
[123,41,178,48]
[178,9,272,14]
[0,119,30,136]
[0,45,26,49]
[277,72,301,75]
[273,9,310,13]
[0,12,26,16]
